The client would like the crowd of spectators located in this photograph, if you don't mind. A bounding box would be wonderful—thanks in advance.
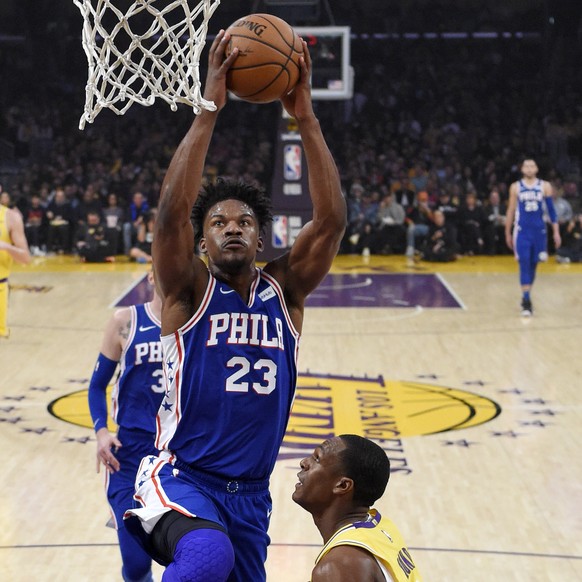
[0,91,277,260]
[1,30,582,262]
[317,36,582,260]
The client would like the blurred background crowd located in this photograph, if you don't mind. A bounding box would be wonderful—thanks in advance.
[1,0,581,261]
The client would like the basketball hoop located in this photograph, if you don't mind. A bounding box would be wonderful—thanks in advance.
[73,0,221,129]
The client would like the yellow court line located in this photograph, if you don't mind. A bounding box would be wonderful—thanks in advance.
[11,253,582,276]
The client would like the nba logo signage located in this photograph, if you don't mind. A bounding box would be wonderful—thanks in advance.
[284,145,302,181]
[272,215,288,248]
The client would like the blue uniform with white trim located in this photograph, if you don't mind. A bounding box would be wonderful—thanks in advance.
[111,303,165,435]
[104,303,164,582]
[128,268,300,582]
[513,179,549,273]
[156,268,299,479]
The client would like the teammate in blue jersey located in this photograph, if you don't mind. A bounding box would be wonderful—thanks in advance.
[124,29,346,582]
[88,272,164,582]
[505,158,561,316]
[293,435,422,582]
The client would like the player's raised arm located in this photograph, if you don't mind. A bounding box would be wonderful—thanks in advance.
[276,41,347,301]
[153,30,239,331]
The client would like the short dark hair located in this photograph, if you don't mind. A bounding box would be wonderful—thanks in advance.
[338,434,390,506]
[191,178,273,242]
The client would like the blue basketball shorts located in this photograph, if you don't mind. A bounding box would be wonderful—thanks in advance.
[515,226,548,265]
[125,451,273,582]
[106,429,158,528]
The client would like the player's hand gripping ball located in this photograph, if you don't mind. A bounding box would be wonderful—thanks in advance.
[225,13,303,103]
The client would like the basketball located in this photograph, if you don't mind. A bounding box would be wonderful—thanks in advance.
[225,14,303,103]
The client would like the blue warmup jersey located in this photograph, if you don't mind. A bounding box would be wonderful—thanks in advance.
[112,303,165,433]
[156,268,300,481]
[515,179,546,231]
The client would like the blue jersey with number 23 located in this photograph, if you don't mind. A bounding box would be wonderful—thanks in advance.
[156,268,300,481]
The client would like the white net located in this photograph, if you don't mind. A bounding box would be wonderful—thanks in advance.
[73,0,221,129]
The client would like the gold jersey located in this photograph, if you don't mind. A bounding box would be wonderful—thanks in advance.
[314,509,422,582]
[0,206,14,280]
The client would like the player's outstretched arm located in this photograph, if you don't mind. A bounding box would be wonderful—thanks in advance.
[276,41,347,307]
[153,30,239,332]
[88,308,128,474]
[505,183,518,250]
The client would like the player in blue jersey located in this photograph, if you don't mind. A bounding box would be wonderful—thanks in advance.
[505,158,561,316]
[293,435,422,582]
[88,271,164,582]
[123,29,346,582]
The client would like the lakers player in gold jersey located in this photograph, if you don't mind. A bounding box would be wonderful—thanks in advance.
[0,204,31,337]
[293,435,422,582]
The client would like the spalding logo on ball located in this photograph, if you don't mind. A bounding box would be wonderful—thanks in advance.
[225,13,303,103]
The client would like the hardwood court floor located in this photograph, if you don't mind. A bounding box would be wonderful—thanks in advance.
[1,254,581,582]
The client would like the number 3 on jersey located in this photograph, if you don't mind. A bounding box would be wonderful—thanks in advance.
[226,356,277,394]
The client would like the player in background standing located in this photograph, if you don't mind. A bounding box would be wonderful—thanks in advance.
[505,158,561,316]
[293,434,422,582]
[88,271,164,582]
[0,203,31,338]
[124,30,346,582]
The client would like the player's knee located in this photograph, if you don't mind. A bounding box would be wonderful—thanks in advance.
[163,529,234,582]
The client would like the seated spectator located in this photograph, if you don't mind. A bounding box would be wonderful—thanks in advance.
[405,190,434,259]
[344,186,380,254]
[24,194,47,255]
[46,187,74,254]
[421,210,457,262]
[483,188,507,255]
[556,213,582,263]
[435,190,460,250]
[410,160,429,193]
[549,186,574,250]
[369,192,406,254]
[563,181,580,214]
[457,191,486,255]
[102,193,125,254]
[123,191,150,255]
[129,208,156,263]
[76,187,103,226]
[392,173,416,208]
[75,210,114,262]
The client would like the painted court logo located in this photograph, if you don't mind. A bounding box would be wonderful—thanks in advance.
[48,372,501,474]
[277,372,500,473]
[285,373,500,441]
